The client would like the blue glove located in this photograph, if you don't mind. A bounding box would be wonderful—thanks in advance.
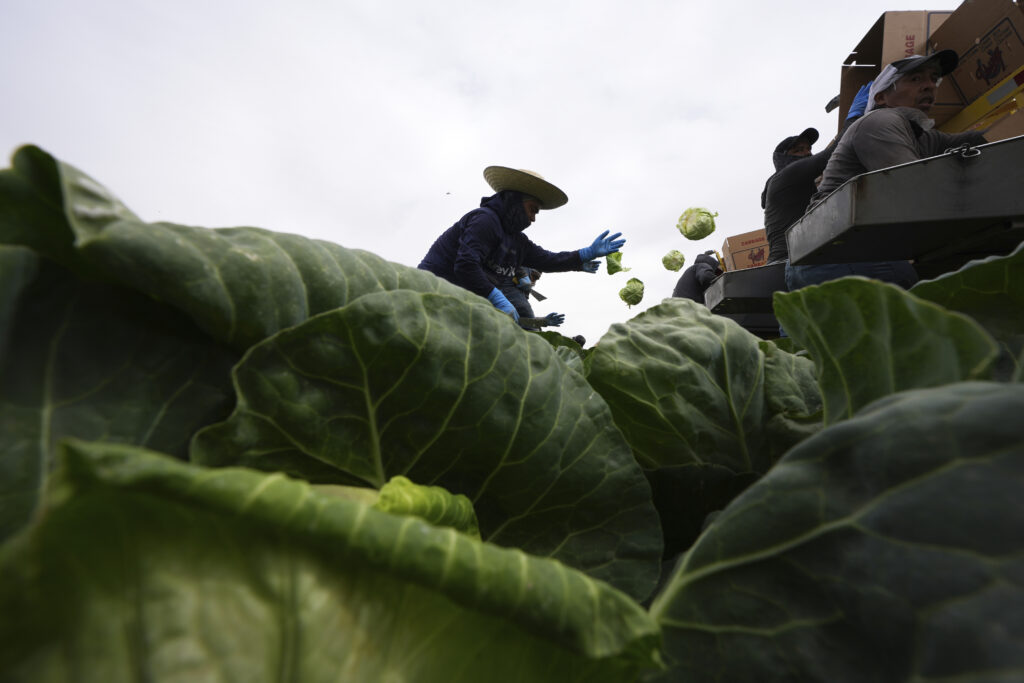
[847,81,872,120]
[543,312,565,327]
[579,230,626,261]
[487,287,519,322]
[581,260,600,273]
[517,274,533,291]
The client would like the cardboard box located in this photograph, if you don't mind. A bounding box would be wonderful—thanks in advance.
[938,62,1024,135]
[928,0,1024,129]
[721,229,769,271]
[837,10,953,128]
[979,104,1024,138]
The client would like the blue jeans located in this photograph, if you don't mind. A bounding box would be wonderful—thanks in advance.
[784,260,919,292]
[778,260,918,337]
[499,283,537,328]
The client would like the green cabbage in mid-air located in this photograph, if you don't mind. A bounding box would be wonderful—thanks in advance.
[619,278,645,307]
[677,207,718,240]
[662,250,686,271]
[607,252,631,275]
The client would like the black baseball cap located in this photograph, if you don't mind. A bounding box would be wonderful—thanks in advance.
[773,127,819,157]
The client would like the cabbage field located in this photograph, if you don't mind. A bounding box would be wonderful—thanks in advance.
[1,145,1021,682]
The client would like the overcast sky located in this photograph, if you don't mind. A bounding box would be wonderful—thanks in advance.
[2,0,944,344]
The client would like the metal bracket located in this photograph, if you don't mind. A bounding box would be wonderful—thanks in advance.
[944,143,982,159]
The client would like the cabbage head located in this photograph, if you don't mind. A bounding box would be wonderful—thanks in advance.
[619,278,645,307]
[662,250,686,271]
[677,207,718,240]
[607,252,631,275]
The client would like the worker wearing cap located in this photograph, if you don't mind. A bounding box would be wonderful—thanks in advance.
[671,250,723,305]
[418,166,625,324]
[787,50,987,292]
[811,50,987,204]
[762,85,871,264]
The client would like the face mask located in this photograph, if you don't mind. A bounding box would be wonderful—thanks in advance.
[499,191,531,233]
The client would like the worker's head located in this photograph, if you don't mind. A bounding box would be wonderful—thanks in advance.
[772,128,819,170]
[700,249,724,275]
[522,196,542,224]
[867,50,958,114]
[787,140,812,156]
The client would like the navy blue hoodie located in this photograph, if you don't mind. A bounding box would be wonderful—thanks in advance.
[418,191,583,297]
[672,251,722,304]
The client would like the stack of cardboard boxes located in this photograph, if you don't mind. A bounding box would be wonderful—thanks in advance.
[837,0,1024,139]
[718,0,1024,274]
[931,0,1024,138]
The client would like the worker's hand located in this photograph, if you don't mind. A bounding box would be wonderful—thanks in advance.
[543,312,565,327]
[486,287,519,322]
[517,274,533,291]
[581,259,600,273]
[847,81,872,120]
[579,230,626,261]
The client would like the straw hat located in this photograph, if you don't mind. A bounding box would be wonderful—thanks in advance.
[483,166,568,209]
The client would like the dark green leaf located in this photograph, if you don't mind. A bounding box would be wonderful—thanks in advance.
[80,222,485,352]
[649,381,1024,682]
[536,329,585,355]
[765,335,804,355]
[759,339,823,451]
[0,246,39,362]
[0,249,237,542]
[584,299,821,554]
[586,300,768,473]
[192,289,663,600]
[2,145,486,352]
[0,146,112,281]
[774,277,999,424]
[912,242,1024,380]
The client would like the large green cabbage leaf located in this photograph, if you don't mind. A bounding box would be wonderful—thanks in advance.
[773,277,999,424]
[0,247,237,543]
[192,288,664,600]
[0,146,664,600]
[0,440,662,682]
[584,298,822,555]
[0,147,115,282]
[0,246,37,360]
[0,145,485,352]
[648,381,1024,682]
[911,242,1024,380]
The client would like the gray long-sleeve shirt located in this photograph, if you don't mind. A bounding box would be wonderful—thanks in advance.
[811,107,986,205]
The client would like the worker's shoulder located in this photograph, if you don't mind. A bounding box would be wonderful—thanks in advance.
[464,205,501,225]
[773,150,827,182]
[854,107,926,132]
[837,108,924,149]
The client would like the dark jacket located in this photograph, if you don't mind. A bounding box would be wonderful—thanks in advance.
[672,252,722,304]
[811,107,987,204]
[418,191,583,297]
[761,121,856,263]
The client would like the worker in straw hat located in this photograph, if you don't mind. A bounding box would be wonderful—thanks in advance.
[418,166,625,325]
